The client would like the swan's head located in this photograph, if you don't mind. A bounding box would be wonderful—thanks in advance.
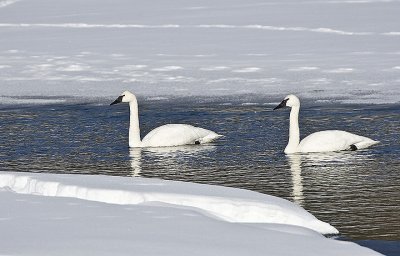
[273,94,300,110]
[110,91,136,105]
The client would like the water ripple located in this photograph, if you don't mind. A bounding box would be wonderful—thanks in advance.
[0,101,399,240]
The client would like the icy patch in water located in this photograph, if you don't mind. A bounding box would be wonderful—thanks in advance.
[115,65,148,70]
[0,23,182,28]
[0,23,375,36]
[0,0,19,8]
[0,97,66,105]
[146,96,169,101]
[324,68,356,73]
[163,76,195,82]
[382,32,400,36]
[307,78,332,85]
[57,64,91,72]
[200,66,230,71]
[152,66,184,72]
[288,66,320,72]
[28,64,54,71]
[232,67,261,73]
[241,102,259,106]
[79,51,94,55]
[182,6,209,10]
[197,24,235,29]
[243,25,371,35]
[312,27,371,35]
[349,51,375,55]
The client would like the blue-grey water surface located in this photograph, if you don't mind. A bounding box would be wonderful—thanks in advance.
[0,96,399,255]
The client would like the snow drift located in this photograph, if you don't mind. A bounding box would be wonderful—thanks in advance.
[0,171,337,234]
[0,171,382,256]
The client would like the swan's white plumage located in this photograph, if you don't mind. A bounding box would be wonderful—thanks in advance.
[141,124,223,147]
[111,91,222,148]
[274,94,379,154]
[298,130,378,153]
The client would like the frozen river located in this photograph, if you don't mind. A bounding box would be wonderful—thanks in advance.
[1,0,399,254]
[0,98,398,246]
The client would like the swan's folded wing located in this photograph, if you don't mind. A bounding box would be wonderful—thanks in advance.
[298,130,378,152]
[141,124,222,147]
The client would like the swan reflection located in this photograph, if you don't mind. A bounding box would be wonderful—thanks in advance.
[286,154,304,206]
[299,151,373,165]
[129,145,217,177]
[129,148,142,177]
[144,145,216,156]
[286,151,372,207]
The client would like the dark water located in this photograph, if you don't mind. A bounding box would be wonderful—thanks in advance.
[0,97,399,255]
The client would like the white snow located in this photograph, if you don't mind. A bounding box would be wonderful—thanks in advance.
[0,0,19,8]
[0,96,66,105]
[200,66,230,71]
[152,66,184,72]
[0,0,399,104]
[0,171,382,256]
[232,67,262,73]
[56,64,91,72]
[323,68,356,73]
[382,31,400,36]
[288,66,320,72]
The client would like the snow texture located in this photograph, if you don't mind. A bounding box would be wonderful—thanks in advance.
[0,0,399,104]
[0,171,382,256]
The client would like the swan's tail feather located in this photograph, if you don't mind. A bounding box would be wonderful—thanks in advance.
[199,134,223,144]
[354,139,379,150]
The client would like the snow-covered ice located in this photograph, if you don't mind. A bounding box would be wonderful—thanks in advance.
[0,0,399,104]
[0,172,382,256]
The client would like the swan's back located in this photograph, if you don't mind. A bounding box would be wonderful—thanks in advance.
[298,130,379,153]
[141,124,222,147]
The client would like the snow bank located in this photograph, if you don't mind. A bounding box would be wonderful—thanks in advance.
[0,171,381,256]
[0,171,336,234]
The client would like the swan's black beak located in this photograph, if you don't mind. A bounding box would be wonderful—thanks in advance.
[110,96,123,106]
[273,99,288,110]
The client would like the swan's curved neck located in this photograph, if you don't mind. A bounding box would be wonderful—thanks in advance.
[285,106,300,153]
[129,97,142,147]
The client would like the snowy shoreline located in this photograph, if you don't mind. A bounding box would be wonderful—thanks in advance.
[0,171,381,255]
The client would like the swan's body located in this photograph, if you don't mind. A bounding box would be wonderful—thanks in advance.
[141,124,221,147]
[111,91,222,148]
[274,95,379,154]
[298,130,377,153]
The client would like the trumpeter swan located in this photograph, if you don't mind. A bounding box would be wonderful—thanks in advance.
[274,95,379,154]
[110,91,223,147]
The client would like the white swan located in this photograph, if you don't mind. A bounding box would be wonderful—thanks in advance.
[110,91,223,147]
[273,95,379,154]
